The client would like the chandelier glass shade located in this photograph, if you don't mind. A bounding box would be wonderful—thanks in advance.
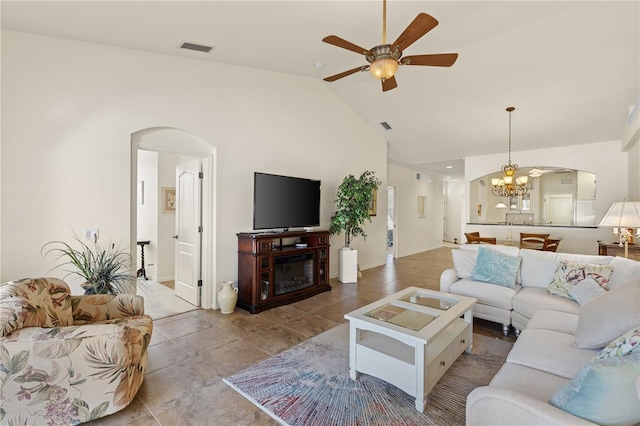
[491,107,528,198]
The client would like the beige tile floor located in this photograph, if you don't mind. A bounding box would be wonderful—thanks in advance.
[89,246,514,426]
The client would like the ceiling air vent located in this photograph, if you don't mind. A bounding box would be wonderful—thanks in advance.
[380,122,392,130]
[180,42,213,53]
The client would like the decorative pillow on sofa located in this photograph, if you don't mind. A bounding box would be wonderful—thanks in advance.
[451,249,477,279]
[549,351,640,426]
[469,246,520,289]
[568,278,607,306]
[574,280,640,349]
[546,261,613,300]
[608,256,640,290]
[593,328,640,361]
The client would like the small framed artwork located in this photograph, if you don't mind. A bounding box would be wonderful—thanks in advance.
[477,204,482,216]
[418,196,427,218]
[368,190,377,216]
[162,187,176,214]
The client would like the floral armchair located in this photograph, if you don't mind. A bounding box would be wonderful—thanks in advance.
[0,277,153,425]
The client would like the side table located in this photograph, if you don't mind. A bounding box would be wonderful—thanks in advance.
[598,241,640,261]
[136,240,150,280]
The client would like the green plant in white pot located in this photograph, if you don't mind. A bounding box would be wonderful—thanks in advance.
[329,170,381,283]
[43,233,137,295]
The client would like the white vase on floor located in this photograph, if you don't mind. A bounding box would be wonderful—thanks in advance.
[338,247,358,283]
[218,280,238,314]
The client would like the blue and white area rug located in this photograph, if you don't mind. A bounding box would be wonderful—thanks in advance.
[224,323,512,425]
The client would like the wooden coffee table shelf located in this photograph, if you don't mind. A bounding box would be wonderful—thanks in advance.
[344,287,476,412]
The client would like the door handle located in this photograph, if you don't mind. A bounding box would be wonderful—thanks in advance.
[172,235,178,239]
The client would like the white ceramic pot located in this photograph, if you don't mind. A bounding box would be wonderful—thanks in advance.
[218,280,238,314]
[338,247,358,283]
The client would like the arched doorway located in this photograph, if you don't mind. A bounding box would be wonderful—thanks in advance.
[130,127,217,310]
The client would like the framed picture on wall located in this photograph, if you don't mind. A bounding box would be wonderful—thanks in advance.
[368,190,377,216]
[418,196,427,218]
[162,187,176,214]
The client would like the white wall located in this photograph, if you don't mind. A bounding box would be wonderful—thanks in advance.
[136,150,159,280]
[464,140,629,254]
[0,30,388,297]
[628,139,639,199]
[444,180,464,244]
[387,163,444,257]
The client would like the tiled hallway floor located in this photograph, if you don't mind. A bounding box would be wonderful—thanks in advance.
[90,246,514,425]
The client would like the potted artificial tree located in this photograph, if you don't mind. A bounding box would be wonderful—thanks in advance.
[329,170,381,283]
[43,232,138,295]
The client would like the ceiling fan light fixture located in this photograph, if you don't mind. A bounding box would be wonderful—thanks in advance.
[321,4,457,91]
[370,57,398,79]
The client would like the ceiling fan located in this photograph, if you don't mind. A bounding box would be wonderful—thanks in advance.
[322,0,458,92]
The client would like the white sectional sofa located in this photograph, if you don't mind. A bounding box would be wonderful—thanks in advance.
[467,281,639,425]
[440,245,640,425]
[440,245,639,335]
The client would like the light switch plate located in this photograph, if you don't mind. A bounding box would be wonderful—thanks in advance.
[83,228,99,241]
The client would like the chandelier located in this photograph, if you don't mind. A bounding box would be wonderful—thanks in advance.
[491,107,528,197]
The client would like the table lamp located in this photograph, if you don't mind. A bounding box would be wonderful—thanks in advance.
[599,200,640,258]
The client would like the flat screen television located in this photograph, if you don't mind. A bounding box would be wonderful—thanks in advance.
[253,172,321,231]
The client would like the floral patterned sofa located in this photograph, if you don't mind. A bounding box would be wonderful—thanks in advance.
[0,277,153,425]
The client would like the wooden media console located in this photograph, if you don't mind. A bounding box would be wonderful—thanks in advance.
[236,230,331,313]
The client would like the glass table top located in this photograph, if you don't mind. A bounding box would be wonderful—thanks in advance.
[363,290,459,331]
[399,293,457,311]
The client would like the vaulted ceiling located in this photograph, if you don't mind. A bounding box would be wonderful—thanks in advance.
[2,1,638,180]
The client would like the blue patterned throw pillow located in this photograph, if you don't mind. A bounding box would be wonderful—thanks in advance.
[549,351,640,425]
[470,246,521,289]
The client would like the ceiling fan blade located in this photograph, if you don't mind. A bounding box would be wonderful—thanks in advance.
[382,76,398,92]
[400,53,459,67]
[391,13,438,51]
[323,66,368,82]
[322,35,372,55]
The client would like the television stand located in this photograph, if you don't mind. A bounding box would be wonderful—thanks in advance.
[236,230,331,313]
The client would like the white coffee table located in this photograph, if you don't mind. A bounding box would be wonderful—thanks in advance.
[344,287,476,412]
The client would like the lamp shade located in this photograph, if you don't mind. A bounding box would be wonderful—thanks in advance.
[599,201,640,228]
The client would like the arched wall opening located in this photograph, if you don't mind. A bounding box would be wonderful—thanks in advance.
[130,127,217,310]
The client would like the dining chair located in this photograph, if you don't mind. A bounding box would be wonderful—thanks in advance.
[520,232,550,249]
[542,237,562,252]
[465,232,480,244]
[466,235,497,244]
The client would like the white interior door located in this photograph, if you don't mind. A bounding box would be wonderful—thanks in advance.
[544,193,574,225]
[174,159,202,306]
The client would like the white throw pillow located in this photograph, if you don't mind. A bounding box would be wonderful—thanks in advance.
[574,280,640,349]
[451,249,477,279]
[608,256,640,290]
[569,278,607,306]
